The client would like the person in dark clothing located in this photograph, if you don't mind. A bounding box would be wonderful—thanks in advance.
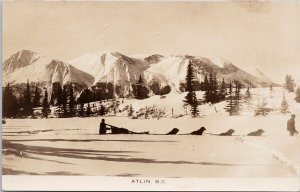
[287,114,298,136]
[99,119,109,135]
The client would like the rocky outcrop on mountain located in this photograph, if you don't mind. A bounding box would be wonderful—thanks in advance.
[3,50,94,96]
[3,50,278,99]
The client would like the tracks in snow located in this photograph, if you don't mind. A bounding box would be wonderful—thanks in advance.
[236,137,299,176]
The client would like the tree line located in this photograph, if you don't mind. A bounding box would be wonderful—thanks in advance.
[2,81,111,119]
[182,59,244,117]
[285,74,300,103]
[182,62,300,118]
[3,68,300,119]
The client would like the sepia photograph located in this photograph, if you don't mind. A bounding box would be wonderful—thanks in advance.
[2,1,300,191]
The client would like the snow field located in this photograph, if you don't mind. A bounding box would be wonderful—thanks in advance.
[2,87,300,177]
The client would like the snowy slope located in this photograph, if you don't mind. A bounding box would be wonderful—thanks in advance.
[69,52,277,91]
[2,50,95,89]
[116,87,300,120]
[249,68,278,86]
[3,50,278,98]
[2,87,300,178]
[3,50,39,73]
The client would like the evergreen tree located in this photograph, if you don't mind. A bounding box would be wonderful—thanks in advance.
[203,75,209,91]
[184,60,196,106]
[86,103,92,117]
[144,106,149,119]
[204,76,212,103]
[54,84,64,117]
[42,89,50,118]
[18,94,25,116]
[133,75,149,99]
[99,104,106,116]
[210,72,219,103]
[191,93,199,117]
[244,86,252,110]
[224,81,234,116]
[56,84,63,105]
[285,75,295,92]
[218,78,227,101]
[78,102,85,117]
[3,83,18,118]
[23,80,33,116]
[295,86,300,103]
[183,60,199,117]
[68,84,76,117]
[255,98,268,116]
[232,81,242,115]
[50,91,55,106]
[78,88,93,103]
[245,86,251,98]
[77,93,85,117]
[62,85,68,117]
[281,92,290,113]
[33,86,41,108]
[128,104,134,117]
[204,72,218,103]
[134,75,143,99]
[77,89,91,117]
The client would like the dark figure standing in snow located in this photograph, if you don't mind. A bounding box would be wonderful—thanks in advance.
[99,119,108,135]
[287,114,298,136]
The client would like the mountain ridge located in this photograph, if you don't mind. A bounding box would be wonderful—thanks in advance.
[3,50,279,98]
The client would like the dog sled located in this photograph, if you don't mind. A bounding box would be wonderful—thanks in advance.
[106,124,149,135]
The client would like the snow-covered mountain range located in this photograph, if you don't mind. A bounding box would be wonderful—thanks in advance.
[3,50,94,90]
[3,50,278,97]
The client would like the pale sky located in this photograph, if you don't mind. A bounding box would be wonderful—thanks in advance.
[3,1,300,85]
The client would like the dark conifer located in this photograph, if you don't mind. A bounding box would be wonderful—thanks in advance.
[224,81,234,116]
[62,85,68,117]
[78,102,85,117]
[33,86,41,108]
[295,86,300,103]
[54,84,64,117]
[203,75,209,91]
[184,60,196,105]
[86,103,92,117]
[191,94,199,117]
[232,81,242,115]
[183,60,199,117]
[128,104,134,117]
[218,78,227,101]
[68,84,76,117]
[281,92,289,113]
[133,75,149,99]
[42,89,50,118]
[3,83,18,118]
[99,104,106,116]
[50,91,55,106]
[23,80,33,116]
[285,75,295,92]
[210,72,219,103]
[244,86,252,109]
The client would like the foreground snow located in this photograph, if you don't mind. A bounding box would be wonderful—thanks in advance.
[2,116,300,177]
[2,87,300,177]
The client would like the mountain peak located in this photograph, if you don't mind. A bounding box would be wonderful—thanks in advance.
[3,50,278,99]
[3,50,41,73]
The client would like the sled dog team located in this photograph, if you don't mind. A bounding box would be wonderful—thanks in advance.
[99,114,298,136]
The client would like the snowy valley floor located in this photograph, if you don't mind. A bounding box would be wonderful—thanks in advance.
[2,116,300,178]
